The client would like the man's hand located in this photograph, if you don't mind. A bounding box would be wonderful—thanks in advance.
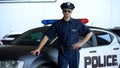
[31,35,49,56]
[31,49,40,56]
[72,42,82,49]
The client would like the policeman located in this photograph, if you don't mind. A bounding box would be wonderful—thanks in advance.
[31,2,93,68]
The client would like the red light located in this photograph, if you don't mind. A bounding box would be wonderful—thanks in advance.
[79,18,89,24]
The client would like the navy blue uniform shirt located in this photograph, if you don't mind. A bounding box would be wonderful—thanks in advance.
[45,18,91,46]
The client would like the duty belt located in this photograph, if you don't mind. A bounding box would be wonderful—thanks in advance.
[56,46,81,50]
[56,46,80,59]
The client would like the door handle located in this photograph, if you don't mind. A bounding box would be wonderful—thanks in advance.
[113,47,119,50]
[89,50,96,53]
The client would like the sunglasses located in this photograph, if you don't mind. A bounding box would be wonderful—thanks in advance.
[63,10,72,13]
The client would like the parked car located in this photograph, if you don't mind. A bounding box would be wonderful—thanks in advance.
[0,26,120,68]
[1,32,22,45]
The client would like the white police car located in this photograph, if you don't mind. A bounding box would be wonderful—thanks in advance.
[0,19,119,68]
[79,27,120,68]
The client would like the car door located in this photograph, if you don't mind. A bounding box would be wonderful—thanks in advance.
[79,29,120,68]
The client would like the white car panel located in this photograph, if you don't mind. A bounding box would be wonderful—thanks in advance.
[79,28,120,68]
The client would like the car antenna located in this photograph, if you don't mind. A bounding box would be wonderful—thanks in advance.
[90,21,94,26]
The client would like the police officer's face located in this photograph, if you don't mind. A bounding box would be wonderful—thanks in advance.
[62,8,72,18]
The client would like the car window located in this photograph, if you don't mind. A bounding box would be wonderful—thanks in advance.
[18,32,43,45]
[23,32,43,42]
[11,30,44,45]
[94,31,113,46]
[11,27,51,45]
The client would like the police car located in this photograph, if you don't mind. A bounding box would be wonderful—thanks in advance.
[79,27,120,68]
[0,19,120,68]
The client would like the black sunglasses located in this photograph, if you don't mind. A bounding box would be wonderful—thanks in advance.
[63,10,72,13]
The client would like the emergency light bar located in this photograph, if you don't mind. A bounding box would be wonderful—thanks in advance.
[41,18,89,25]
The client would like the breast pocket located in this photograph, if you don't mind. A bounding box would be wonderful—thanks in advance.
[70,29,78,35]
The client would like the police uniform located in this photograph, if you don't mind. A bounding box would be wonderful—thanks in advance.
[45,2,91,68]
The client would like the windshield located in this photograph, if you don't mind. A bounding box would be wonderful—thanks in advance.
[11,27,48,45]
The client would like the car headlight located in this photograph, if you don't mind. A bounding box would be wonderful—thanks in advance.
[0,60,24,68]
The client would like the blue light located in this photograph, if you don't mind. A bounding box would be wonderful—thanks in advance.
[42,20,56,25]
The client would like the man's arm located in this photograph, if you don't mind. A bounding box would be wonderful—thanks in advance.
[31,35,49,55]
[72,32,93,49]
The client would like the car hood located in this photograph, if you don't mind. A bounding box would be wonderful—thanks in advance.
[0,45,37,59]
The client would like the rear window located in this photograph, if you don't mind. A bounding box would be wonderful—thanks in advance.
[94,31,113,46]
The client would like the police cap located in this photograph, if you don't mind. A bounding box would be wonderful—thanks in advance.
[60,2,75,10]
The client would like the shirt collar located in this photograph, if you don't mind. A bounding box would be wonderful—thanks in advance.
[61,18,73,23]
